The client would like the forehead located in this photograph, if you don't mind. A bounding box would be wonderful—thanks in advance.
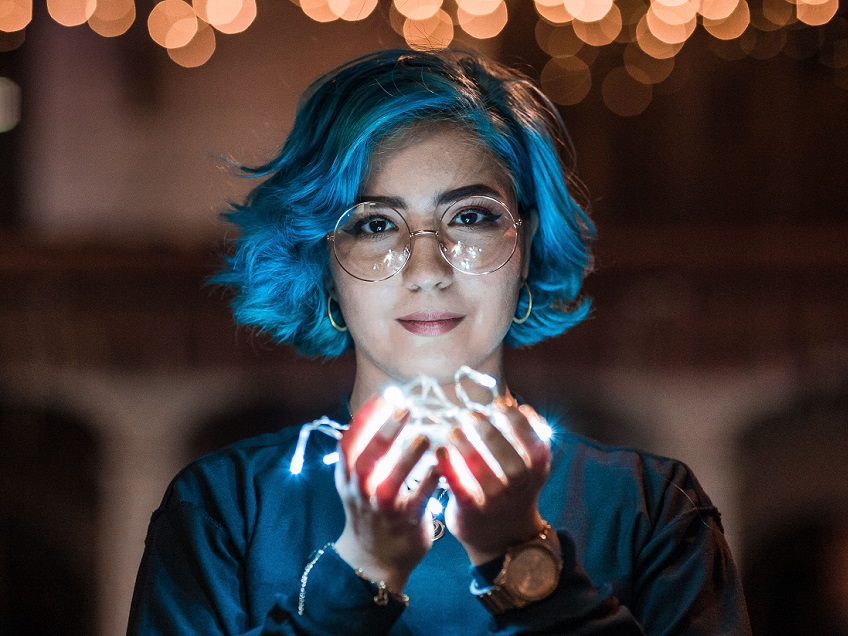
[362,122,515,204]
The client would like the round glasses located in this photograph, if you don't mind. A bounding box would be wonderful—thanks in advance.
[328,196,522,282]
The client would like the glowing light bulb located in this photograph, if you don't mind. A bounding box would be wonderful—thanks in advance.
[427,497,444,515]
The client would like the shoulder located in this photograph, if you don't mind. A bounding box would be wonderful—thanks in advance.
[549,429,721,532]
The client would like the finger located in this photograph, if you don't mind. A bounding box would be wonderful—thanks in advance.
[496,401,549,472]
[516,404,551,468]
[406,464,442,513]
[449,426,504,493]
[470,412,528,481]
[372,434,430,508]
[351,409,410,491]
[435,445,481,508]
[339,395,387,473]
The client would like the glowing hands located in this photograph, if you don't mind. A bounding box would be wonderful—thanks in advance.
[437,398,551,565]
[332,369,553,584]
[333,396,441,595]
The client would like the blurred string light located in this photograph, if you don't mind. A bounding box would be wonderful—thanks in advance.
[532,0,847,114]
[0,0,845,108]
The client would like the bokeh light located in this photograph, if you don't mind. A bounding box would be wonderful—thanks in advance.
[88,0,136,37]
[698,0,738,20]
[564,0,614,23]
[636,12,685,56]
[148,0,198,48]
[540,55,592,105]
[572,5,621,46]
[394,0,442,20]
[651,0,697,26]
[457,0,507,39]
[761,0,795,28]
[623,41,675,83]
[702,0,750,39]
[536,19,585,56]
[602,65,652,115]
[0,0,32,32]
[168,19,216,66]
[211,0,255,34]
[534,0,575,24]
[47,0,96,27]
[402,7,453,49]
[299,0,338,22]
[456,0,500,15]
[328,0,378,21]
[2,0,844,81]
[796,0,838,27]
[194,0,242,27]
[645,5,696,44]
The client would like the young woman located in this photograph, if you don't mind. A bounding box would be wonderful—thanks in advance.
[128,49,750,634]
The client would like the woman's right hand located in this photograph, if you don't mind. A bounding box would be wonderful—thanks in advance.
[333,395,441,595]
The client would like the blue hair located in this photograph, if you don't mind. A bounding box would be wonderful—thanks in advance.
[213,49,594,357]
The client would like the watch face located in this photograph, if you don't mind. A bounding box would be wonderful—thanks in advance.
[505,545,559,601]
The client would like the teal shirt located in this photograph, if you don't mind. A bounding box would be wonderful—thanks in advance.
[128,421,750,634]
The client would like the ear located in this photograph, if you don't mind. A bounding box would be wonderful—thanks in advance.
[520,209,539,281]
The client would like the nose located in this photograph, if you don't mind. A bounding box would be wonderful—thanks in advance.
[402,229,453,291]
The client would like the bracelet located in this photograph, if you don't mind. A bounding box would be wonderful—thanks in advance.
[355,568,410,607]
[298,543,410,615]
[298,543,333,616]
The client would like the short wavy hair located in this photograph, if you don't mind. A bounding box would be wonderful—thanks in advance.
[213,49,594,357]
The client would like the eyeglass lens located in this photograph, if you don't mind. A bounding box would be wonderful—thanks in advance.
[332,196,519,282]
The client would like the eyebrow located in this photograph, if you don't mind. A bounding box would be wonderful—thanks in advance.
[358,184,508,209]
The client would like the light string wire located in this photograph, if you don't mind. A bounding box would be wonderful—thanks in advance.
[288,365,552,490]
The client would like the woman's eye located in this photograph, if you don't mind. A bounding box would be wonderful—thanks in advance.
[451,208,499,226]
[352,216,396,235]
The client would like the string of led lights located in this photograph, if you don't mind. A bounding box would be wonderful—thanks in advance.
[288,365,553,499]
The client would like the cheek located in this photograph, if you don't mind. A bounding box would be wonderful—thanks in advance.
[472,271,523,329]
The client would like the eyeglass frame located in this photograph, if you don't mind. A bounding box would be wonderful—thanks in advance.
[326,195,524,282]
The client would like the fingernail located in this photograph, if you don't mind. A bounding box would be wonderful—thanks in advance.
[378,414,405,439]
[449,427,463,444]
[518,404,536,419]
[435,446,449,462]
[393,408,410,423]
[411,434,428,451]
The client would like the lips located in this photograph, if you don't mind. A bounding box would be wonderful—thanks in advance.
[396,311,465,336]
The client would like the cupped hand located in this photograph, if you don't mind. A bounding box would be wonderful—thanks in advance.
[436,398,551,565]
[333,395,441,593]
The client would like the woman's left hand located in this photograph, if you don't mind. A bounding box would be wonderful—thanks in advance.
[436,398,551,565]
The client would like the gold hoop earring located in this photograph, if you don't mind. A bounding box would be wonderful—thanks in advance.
[327,296,348,332]
[512,281,532,325]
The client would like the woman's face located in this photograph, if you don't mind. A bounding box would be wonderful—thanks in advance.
[330,125,529,398]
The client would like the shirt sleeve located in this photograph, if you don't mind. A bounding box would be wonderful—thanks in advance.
[469,461,751,635]
[127,487,405,635]
[470,530,644,635]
